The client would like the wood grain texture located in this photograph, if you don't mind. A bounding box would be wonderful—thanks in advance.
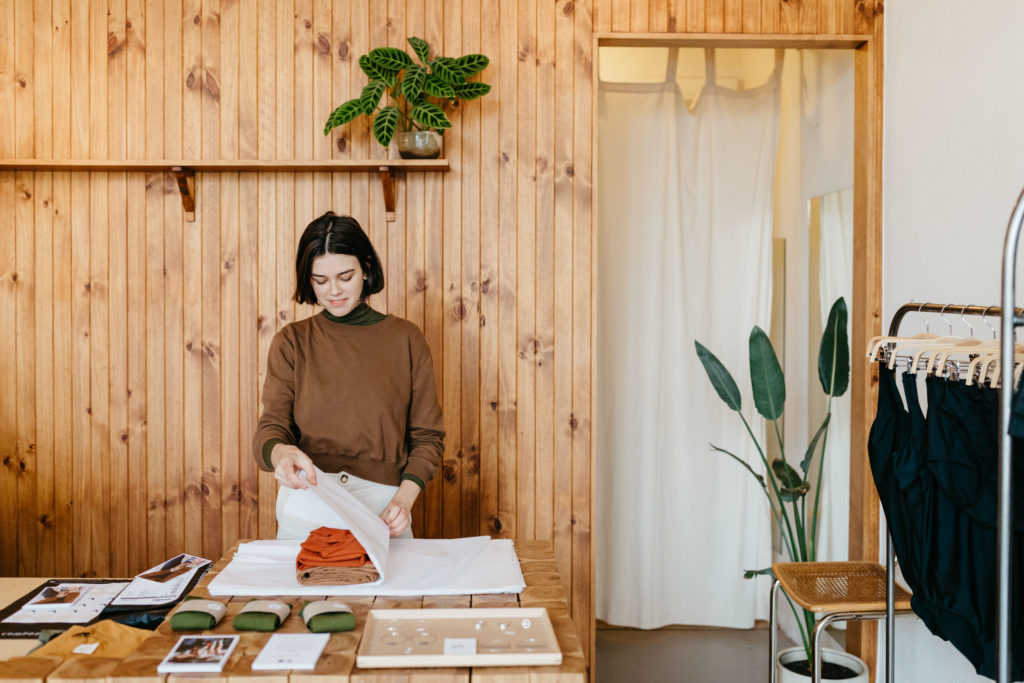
[2,0,882,675]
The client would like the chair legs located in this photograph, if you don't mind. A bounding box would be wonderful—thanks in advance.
[769,578,781,683]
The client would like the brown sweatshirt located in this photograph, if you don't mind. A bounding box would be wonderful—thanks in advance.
[253,312,445,486]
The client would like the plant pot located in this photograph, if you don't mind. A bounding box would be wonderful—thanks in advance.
[777,647,869,682]
[395,131,442,159]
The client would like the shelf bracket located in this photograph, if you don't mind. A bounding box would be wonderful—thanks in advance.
[171,167,196,221]
[379,166,396,222]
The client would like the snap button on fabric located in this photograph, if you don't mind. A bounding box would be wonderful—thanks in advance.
[340,474,349,483]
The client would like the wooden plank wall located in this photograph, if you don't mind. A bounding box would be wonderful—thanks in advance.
[0,0,880,670]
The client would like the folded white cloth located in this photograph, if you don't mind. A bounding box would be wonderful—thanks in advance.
[207,537,525,596]
[207,466,524,596]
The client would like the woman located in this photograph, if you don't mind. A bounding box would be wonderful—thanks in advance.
[253,212,444,538]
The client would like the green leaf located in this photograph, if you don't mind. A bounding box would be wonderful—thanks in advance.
[819,297,850,397]
[360,81,387,115]
[368,46,414,72]
[749,326,785,420]
[410,102,451,130]
[359,54,396,86]
[372,106,401,147]
[323,98,366,135]
[432,56,465,83]
[694,342,742,411]
[772,459,809,501]
[710,444,765,490]
[423,74,456,98]
[453,81,491,100]
[743,567,775,580]
[400,65,427,101]
[456,53,490,76]
[799,413,831,476]
[408,36,431,64]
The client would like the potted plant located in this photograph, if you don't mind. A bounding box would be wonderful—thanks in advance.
[695,298,866,682]
[322,36,491,159]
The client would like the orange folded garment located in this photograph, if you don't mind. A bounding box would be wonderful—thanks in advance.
[296,527,379,586]
[296,527,372,570]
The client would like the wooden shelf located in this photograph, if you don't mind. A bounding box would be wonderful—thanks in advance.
[0,158,450,221]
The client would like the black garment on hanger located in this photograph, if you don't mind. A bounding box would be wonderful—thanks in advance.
[868,366,1024,679]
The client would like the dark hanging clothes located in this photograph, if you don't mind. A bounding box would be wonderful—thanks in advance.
[868,365,1024,680]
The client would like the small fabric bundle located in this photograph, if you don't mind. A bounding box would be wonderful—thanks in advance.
[30,620,151,659]
[300,600,355,633]
[231,599,291,632]
[168,597,227,631]
[296,527,379,586]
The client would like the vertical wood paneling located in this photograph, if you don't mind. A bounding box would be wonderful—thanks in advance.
[496,0,517,543]
[3,0,882,671]
[218,0,240,560]
[442,0,464,540]
[553,0,576,603]
[68,0,90,578]
[51,0,73,576]
[572,0,595,652]
[478,0,500,541]
[459,0,482,539]
[516,0,538,541]
[88,0,110,578]
[420,0,445,541]
[237,2,259,543]
[535,0,555,544]
[32,0,55,578]
[14,0,37,581]
[200,0,222,562]
[181,0,204,560]
[0,0,15,582]
[162,0,185,561]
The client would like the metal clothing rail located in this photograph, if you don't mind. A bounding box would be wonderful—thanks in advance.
[999,188,1024,683]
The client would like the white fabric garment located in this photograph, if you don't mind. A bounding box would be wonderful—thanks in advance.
[596,49,781,629]
[276,469,411,540]
[816,187,854,564]
[207,467,525,596]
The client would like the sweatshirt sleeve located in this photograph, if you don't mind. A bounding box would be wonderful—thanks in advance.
[402,333,445,486]
[253,328,301,472]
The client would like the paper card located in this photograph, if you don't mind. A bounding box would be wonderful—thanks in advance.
[157,635,240,673]
[443,638,477,656]
[251,633,330,671]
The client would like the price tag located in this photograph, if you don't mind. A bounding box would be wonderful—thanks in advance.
[443,638,477,656]
[73,642,100,655]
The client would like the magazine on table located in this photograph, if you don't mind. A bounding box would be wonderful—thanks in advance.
[157,635,240,673]
[111,553,211,607]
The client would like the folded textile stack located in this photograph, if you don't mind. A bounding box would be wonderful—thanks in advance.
[296,527,380,585]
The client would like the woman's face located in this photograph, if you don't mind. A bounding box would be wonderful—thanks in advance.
[311,252,365,317]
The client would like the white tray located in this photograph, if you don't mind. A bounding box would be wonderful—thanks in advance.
[356,607,562,668]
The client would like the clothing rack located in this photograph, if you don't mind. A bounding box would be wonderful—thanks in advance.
[881,302,1023,682]
[998,187,1024,683]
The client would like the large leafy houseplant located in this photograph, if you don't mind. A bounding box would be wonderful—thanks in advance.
[322,36,491,149]
[694,297,850,668]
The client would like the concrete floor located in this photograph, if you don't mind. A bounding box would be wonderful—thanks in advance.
[595,626,776,683]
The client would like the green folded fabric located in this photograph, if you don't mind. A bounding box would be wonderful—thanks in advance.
[232,599,291,632]
[169,596,227,631]
[300,600,355,633]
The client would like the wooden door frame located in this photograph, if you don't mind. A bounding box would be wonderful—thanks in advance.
[591,30,884,680]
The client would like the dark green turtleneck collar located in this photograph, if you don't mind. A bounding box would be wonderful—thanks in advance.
[321,302,386,326]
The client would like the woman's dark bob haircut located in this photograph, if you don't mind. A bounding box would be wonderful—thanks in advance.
[294,212,384,305]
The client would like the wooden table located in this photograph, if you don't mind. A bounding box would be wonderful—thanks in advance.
[0,541,586,682]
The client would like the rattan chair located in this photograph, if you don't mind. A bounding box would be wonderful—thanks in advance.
[769,561,914,683]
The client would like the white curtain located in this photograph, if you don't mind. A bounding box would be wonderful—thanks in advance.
[596,50,782,629]
[816,187,854,564]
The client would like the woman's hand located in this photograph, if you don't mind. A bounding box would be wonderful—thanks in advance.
[381,480,421,537]
[270,444,318,489]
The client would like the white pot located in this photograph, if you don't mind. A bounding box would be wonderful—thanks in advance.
[777,646,869,683]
